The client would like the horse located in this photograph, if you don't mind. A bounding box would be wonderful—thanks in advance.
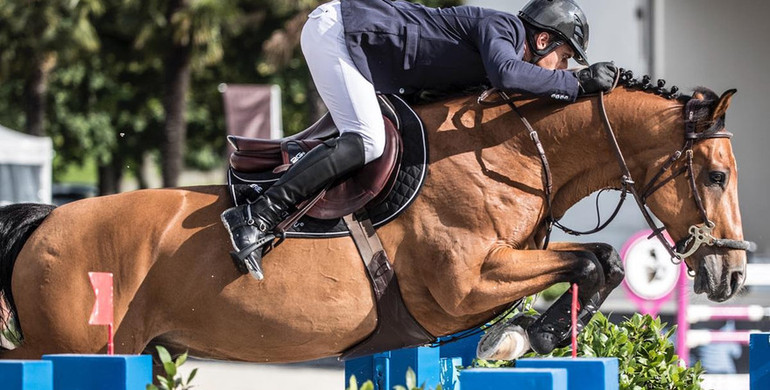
[0,76,747,363]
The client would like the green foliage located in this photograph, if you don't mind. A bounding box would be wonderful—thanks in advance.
[475,313,705,390]
[146,346,197,390]
[346,375,375,390]
[346,368,443,390]
[539,282,570,302]
[0,0,102,80]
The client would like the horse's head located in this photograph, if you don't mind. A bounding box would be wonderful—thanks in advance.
[643,88,747,302]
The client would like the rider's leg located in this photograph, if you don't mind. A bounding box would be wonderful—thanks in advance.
[221,132,367,280]
[221,0,384,280]
[299,0,385,164]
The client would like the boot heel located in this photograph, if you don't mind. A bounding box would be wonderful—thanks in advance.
[230,251,248,274]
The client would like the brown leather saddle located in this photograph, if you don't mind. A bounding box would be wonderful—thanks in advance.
[227,95,403,220]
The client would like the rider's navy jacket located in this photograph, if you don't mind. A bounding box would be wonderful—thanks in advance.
[340,0,579,101]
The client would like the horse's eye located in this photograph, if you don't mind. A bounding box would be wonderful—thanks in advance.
[708,171,727,186]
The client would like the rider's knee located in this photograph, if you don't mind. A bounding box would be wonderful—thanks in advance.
[364,139,386,163]
[344,124,385,164]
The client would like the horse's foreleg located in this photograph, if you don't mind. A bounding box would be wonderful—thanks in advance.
[525,242,624,354]
[424,246,605,329]
[548,242,625,324]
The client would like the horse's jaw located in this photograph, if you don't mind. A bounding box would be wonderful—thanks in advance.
[692,250,747,302]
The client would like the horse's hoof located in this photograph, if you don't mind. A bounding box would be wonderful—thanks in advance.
[477,314,537,360]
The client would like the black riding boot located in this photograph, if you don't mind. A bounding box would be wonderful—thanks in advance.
[221,132,367,280]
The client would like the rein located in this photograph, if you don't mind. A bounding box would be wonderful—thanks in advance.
[479,83,752,268]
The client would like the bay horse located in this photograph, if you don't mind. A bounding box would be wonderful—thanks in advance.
[0,76,747,363]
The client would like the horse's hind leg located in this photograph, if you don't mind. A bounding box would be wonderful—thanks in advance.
[527,242,624,354]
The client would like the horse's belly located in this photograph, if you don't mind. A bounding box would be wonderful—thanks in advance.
[168,238,378,362]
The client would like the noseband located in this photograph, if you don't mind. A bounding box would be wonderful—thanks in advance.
[485,82,752,269]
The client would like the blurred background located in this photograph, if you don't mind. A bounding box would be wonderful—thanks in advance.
[1,0,768,387]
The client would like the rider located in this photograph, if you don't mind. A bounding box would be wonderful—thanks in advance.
[221,0,618,280]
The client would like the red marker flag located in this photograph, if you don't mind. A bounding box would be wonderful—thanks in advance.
[89,272,113,325]
[88,272,114,354]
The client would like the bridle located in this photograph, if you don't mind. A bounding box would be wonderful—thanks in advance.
[479,80,753,270]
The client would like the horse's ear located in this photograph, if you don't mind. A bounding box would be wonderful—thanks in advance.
[712,89,737,121]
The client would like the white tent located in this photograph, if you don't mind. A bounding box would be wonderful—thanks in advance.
[0,123,53,205]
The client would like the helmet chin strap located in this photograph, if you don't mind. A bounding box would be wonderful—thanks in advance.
[525,30,564,65]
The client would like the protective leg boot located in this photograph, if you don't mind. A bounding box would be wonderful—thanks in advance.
[526,289,601,354]
[221,132,366,280]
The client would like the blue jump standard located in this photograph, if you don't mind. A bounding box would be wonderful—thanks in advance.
[460,368,568,390]
[0,360,53,390]
[345,335,622,390]
[517,358,619,390]
[751,333,770,390]
[41,354,152,390]
[346,346,442,390]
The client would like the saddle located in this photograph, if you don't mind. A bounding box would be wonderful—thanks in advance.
[228,95,402,219]
[226,94,435,359]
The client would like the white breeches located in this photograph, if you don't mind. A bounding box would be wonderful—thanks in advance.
[300,0,386,164]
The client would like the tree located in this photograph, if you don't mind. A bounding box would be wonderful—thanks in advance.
[0,0,464,195]
[0,0,103,136]
[123,0,240,187]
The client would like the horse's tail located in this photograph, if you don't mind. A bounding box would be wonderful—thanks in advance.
[0,203,56,344]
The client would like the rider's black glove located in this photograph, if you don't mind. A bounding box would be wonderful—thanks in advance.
[576,62,618,95]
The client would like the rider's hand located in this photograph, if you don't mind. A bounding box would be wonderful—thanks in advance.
[576,62,618,95]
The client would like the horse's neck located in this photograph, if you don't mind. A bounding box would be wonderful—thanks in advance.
[542,90,685,218]
[415,89,684,220]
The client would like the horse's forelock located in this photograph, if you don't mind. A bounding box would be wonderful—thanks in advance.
[692,87,720,102]
[687,87,727,134]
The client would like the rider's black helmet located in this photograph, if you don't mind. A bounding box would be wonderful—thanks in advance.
[519,0,590,66]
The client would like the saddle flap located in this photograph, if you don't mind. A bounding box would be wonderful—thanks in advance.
[306,118,403,219]
[228,94,424,224]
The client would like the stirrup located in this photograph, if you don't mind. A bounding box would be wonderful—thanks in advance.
[230,234,276,280]
[231,234,276,262]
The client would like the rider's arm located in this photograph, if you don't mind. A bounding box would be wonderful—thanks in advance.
[473,13,579,102]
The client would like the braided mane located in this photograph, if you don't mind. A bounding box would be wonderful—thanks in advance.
[618,69,682,100]
[619,69,725,133]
